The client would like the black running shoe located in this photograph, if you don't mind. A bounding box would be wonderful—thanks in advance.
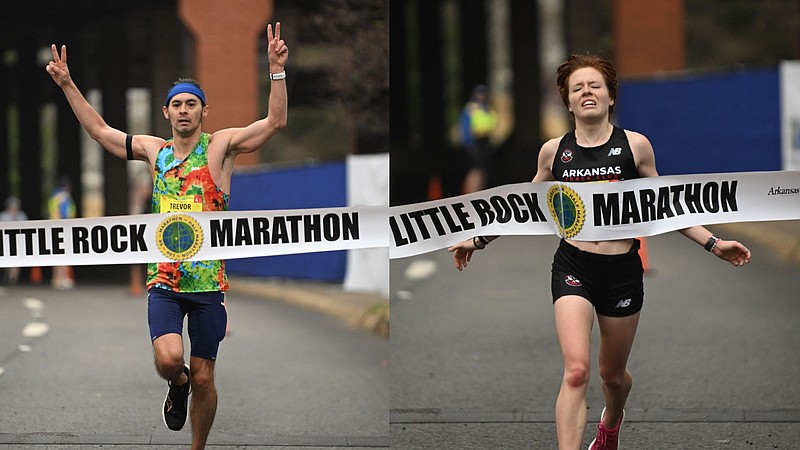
[162,364,191,431]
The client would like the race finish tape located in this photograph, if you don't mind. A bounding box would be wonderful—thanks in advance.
[0,171,798,267]
[389,170,800,258]
[0,206,387,268]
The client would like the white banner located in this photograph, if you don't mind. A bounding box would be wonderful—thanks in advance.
[389,171,800,258]
[1,171,798,267]
[0,206,387,268]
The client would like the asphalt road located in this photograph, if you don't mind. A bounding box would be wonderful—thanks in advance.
[1,225,797,449]
[0,283,388,449]
[390,230,800,449]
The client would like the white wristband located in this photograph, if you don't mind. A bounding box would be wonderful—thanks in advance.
[270,71,286,80]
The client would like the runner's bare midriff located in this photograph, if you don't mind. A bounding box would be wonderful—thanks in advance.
[566,238,636,255]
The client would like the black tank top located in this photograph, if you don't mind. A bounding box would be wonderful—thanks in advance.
[551,126,639,182]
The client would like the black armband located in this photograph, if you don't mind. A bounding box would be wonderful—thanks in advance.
[125,134,134,161]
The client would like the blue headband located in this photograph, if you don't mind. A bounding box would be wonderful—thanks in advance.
[164,83,207,106]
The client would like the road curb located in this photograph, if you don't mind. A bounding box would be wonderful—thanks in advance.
[229,277,389,338]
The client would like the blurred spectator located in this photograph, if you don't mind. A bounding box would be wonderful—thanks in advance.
[0,196,28,284]
[459,84,498,193]
[49,176,76,290]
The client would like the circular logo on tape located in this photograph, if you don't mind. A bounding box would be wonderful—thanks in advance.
[547,184,585,239]
[156,214,203,261]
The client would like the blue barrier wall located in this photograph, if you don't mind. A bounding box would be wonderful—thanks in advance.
[226,161,348,281]
[616,69,781,175]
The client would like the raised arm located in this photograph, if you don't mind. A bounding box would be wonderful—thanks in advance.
[218,22,289,155]
[46,45,137,160]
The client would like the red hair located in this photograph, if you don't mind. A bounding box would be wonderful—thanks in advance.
[556,54,618,118]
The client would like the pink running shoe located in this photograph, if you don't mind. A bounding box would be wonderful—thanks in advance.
[588,408,624,450]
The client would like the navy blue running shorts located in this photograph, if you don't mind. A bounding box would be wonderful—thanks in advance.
[147,288,228,360]
[551,239,644,317]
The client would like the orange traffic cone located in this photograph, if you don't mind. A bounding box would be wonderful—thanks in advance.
[129,264,144,296]
[30,267,42,284]
[639,237,650,273]
[429,175,443,200]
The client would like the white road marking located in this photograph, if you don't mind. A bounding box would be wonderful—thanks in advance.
[22,322,50,338]
[404,259,438,281]
[395,290,413,300]
[23,298,45,312]
[0,367,5,376]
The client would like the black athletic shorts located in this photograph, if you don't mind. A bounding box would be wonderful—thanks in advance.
[550,239,644,317]
[148,288,227,360]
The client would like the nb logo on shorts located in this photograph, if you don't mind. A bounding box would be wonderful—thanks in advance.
[614,299,632,308]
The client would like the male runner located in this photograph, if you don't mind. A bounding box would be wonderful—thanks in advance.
[47,22,288,450]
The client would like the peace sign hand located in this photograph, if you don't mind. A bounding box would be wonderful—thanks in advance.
[267,22,289,70]
[46,44,72,88]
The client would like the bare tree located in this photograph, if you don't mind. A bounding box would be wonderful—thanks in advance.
[310,0,389,154]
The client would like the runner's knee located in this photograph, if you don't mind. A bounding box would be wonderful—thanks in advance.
[154,356,183,378]
[153,346,184,378]
[599,367,631,389]
[563,363,590,388]
[189,368,215,392]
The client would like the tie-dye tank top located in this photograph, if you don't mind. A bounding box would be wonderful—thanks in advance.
[146,133,230,292]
